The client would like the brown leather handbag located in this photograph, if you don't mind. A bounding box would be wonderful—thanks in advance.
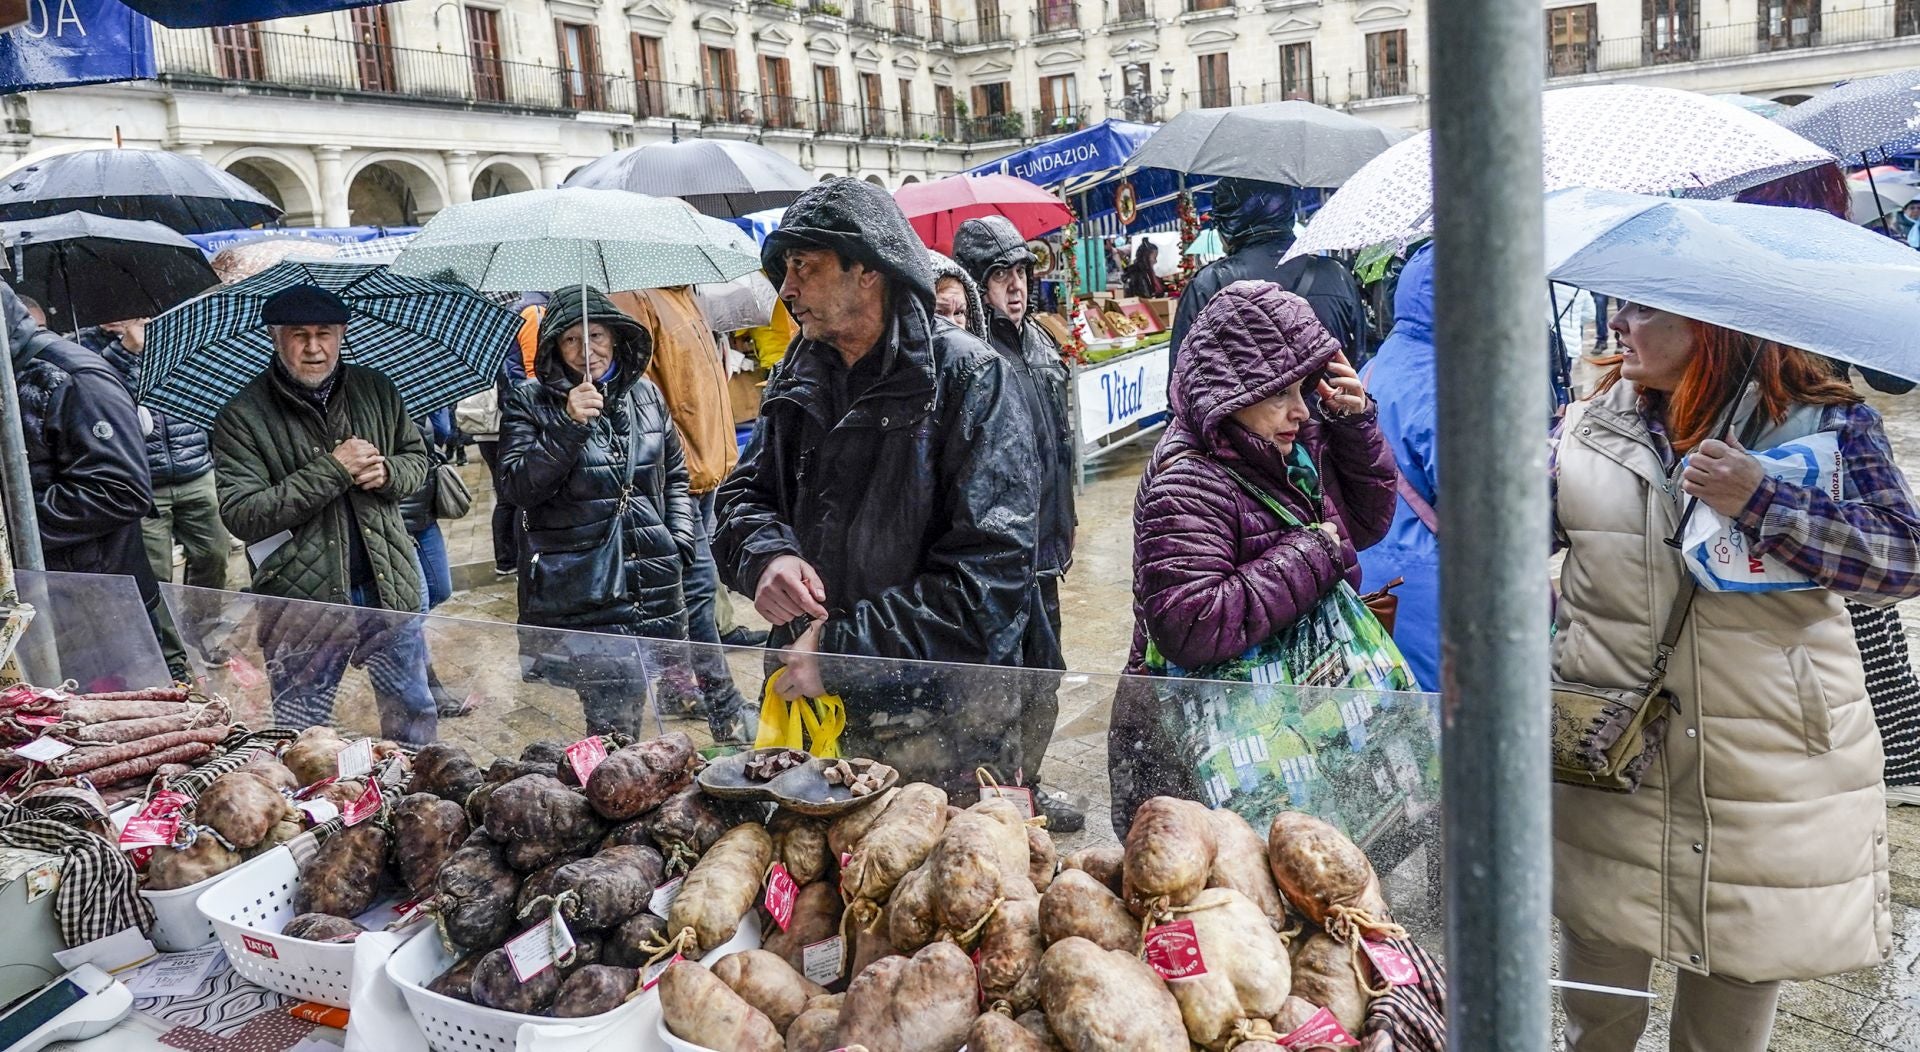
[1359,577,1405,634]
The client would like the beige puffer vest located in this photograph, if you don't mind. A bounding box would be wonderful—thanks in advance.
[1551,382,1891,983]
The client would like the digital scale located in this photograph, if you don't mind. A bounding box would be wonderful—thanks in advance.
[0,965,130,1051]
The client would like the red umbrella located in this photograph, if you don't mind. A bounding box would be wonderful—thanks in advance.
[895,174,1073,255]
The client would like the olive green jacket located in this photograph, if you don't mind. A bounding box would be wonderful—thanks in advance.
[214,363,429,612]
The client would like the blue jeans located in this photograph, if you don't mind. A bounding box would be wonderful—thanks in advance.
[688,491,747,722]
[1592,293,1613,348]
[414,524,452,609]
[264,579,438,745]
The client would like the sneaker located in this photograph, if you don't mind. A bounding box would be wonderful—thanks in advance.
[1887,782,1920,807]
[1034,785,1086,833]
[720,627,770,648]
[710,705,759,747]
[493,565,517,578]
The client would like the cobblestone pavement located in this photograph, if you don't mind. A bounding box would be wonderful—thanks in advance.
[210,383,1918,1050]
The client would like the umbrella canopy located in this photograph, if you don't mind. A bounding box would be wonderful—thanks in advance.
[390,188,760,294]
[895,174,1073,255]
[1122,101,1410,186]
[1543,187,1920,380]
[0,149,283,234]
[1183,228,1225,257]
[1290,84,1833,259]
[210,236,340,284]
[141,261,522,430]
[116,0,387,27]
[696,273,778,332]
[1775,68,1920,162]
[0,211,217,332]
[331,232,418,265]
[560,140,814,218]
[1847,171,1920,225]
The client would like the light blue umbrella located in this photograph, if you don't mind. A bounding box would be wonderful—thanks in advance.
[1543,187,1920,380]
[1183,228,1224,257]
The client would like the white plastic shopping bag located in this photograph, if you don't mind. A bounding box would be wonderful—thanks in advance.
[1680,431,1842,592]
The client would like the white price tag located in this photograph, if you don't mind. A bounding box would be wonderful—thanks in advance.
[802,935,845,986]
[335,737,374,779]
[13,737,73,763]
[504,914,575,983]
[649,876,683,917]
[295,799,340,825]
[126,945,227,999]
[979,785,1035,820]
[641,952,683,992]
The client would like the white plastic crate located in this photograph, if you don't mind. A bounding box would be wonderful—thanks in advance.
[387,911,763,1052]
[144,852,268,952]
[198,844,423,1008]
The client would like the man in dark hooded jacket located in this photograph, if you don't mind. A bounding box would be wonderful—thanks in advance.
[715,178,1041,797]
[1170,178,1367,369]
[2,282,173,686]
[951,214,1082,829]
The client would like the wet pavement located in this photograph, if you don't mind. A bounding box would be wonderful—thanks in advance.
[356,386,1920,1050]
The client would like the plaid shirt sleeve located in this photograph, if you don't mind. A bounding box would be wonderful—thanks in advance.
[1734,402,1920,604]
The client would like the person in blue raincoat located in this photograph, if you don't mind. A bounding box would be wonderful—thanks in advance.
[1356,243,1439,691]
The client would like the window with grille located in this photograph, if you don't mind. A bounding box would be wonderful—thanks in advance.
[1643,0,1697,62]
[1038,73,1077,127]
[633,33,664,117]
[762,56,796,128]
[350,7,395,92]
[1278,42,1312,100]
[1197,52,1230,107]
[1364,29,1407,97]
[1760,0,1819,49]
[935,82,957,137]
[212,23,266,81]
[556,21,603,109]
[1546,5,1596,76]
[467,7,505,102]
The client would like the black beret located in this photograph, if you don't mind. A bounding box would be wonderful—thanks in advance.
[261,284,351,325]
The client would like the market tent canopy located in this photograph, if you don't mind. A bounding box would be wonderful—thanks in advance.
[115,0,387,26]
[966,119,1213,237]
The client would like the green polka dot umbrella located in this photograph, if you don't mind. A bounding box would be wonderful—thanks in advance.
[389,188,762,294]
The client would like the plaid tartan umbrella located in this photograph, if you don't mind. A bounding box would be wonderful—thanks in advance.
[141,261,522,430]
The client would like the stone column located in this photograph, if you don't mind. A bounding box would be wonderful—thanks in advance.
[312,145,351,228]
[443,150,476,205]
[537,153,569,189]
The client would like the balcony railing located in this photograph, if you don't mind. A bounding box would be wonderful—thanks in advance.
[1544,4,1916,79]
[1261,75,1329,106]
[760,93,811,130]
[816,99,860,135]
[1181,0,1232,14]
[1181,84,1249,108]
[962,111,1026,140]
[1033,1,1080,33]
[952,12,1013,45]
[700,86,756,124]
[750,0,803,15]
[1349,64,1419,100]
[1033,103,1092,133]
[805,0,848,19]
[1110,0,1153,23]
[156,27,594,112]
[928,14,951,42]
[893,3,924,37]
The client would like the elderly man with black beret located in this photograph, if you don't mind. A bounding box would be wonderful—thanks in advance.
[213,284,436,743]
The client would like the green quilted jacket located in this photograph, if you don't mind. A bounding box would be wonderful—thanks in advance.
[213,363,429,613]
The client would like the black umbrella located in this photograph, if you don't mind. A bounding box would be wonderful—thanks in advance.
[560,139,814,217]
[116,0,386,27]
[1,212,219,332]
[1123,101,1411,187]
[0,149,282,234]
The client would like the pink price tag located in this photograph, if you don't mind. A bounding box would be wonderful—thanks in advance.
[1279,1007,1361,1049]
[1361,938,1421,987]
[118,813,181,850]
[13,713,59,728]
[0,685,39,709]
[342,780,382,827]
[641,952,683,991]
[763,862,798,932]
[1142,919,1208,982]
[565,736,609,783]
[293,775,337,801]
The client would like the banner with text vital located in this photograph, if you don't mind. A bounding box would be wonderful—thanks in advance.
[0,0,154,96]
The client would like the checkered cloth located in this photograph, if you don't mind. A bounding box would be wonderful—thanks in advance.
[0,813,153,947]
[1363,939,1448,1052]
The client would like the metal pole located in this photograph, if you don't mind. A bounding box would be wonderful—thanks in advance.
[1428,0,1550,1047]
[0,317,43,572]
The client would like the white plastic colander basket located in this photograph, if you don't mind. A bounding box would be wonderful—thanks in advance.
[387,911,763,1052]
[198,843,424,1008]
[143,852,267,952]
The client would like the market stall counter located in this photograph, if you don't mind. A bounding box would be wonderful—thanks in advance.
[0,579,1444,1051]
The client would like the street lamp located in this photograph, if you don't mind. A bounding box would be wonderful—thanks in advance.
[1099,60,1176,122]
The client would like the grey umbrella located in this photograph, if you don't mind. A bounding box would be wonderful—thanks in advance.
[560,139,815,218]
[1775,68,1920,162]
[1123,101,1412,187]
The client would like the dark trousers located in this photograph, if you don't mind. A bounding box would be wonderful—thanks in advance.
[1020,576,1066,783]
[686,491,747,728]
[263,581,438,745]
[476,440,517,573]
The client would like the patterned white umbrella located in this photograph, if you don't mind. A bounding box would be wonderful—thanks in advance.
[1288,85,1834,259]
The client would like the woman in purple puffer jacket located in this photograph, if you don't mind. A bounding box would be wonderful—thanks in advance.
[1108,280,1400,836]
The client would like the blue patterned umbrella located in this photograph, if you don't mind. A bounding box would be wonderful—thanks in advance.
[141,261,522,430]
[1776,69,1920,161]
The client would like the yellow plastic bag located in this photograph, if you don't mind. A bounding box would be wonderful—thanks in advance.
[754,669,846,758]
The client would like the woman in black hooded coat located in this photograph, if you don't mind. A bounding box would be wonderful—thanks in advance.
[499,285,697,735]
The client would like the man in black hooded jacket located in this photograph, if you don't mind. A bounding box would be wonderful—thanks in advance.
[2,281,173,685]
[951,214,1082,830]
[715,178,1042,797]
